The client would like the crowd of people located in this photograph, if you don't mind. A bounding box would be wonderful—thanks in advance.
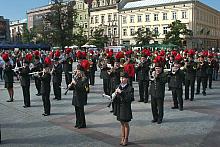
[0,47,219,146]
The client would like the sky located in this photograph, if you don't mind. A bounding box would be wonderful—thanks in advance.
[0,0,219,21]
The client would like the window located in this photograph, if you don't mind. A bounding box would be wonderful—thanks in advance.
[154,27,159,35]
[163,13,167,20]
[108,28,111,36]
[130,15,134,23]
[137,15,142,22]
[101,15,105,23]
[146,27,150,32]
[182,11,187,19]
[108,14,111,22]
[79,15,82,20]
[95,16,99,23]
[163,27,168,34]
[154,14,158,21]
[84,23,88,28]
[85,14,87,19]
[91,16,94,24]
[113,28,117,36]
[123,29,127,36]
[172,12,177,20]
[122,16,127,24]
[114,14,117,21]
[130,28,135,35]
[145,14,150,22]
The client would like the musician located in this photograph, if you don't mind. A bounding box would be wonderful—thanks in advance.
[19,57,31,107]
[89,50,97,86]
[52,51,63,100]
[149,59,167,124]
[184,52,197,101]
[31,51,43,96]
[168,58,185,111]
[62,48,73,88]
[100,58,111,95]
[196,55,208,96]
[136,54,150,103]
[112,72,133,146]
[2,53,14,102]
[40,57,52,116]
[69,69,87,129]
[207,54,214,89]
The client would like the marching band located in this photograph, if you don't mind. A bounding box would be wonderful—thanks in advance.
[1,47,220,145]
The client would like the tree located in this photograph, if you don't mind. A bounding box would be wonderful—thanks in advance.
[163,20,193,47]
[22,27,37,43]
[73,26,88,47]
[42,0,77,49]
[133,28,155,46]
[88,28,109,49]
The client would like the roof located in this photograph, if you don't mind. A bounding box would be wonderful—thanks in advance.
[123,0,191,9]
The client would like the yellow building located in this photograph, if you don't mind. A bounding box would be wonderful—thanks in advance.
[119,0,220,48]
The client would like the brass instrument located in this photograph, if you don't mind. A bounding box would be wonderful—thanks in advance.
[12,66,23,72]
[171,66,179,74]
[28,71,43,75]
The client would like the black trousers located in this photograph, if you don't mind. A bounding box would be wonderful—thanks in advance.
[172,88,183,109]
[75,106,86,127]
[151,97,164,121]
[22,86,30,107]
[207,74,213,88]
[65,73,72,87]
[185,78,195,100]
[103,79,110,95]
[35,78,41,94]
[138,80,149,102]
[89,71,95,85]
[196,76,207,93]
[42,93,51,115]
[53,82,61,100]
[0,67,3,80]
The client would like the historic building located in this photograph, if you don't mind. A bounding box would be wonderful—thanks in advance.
[26,0,88,36]
[119,0,220,48]
[0,16,10,42]
[89,0,220,48]
[10,19,27,42]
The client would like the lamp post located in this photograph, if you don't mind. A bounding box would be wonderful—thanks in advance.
[116,0,120,45]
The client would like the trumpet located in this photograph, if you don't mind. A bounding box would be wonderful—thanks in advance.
[171,66,179,74]
[29,71,43,75]
[12,66,23,72]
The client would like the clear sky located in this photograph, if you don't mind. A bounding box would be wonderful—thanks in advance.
[0,0,219,21]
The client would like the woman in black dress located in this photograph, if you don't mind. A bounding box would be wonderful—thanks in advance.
[2,53,14,102]
[113,72,133,146]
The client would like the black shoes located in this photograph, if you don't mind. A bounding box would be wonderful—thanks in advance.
[23,106,30,108]
[179,108,183,111]
[144,100,149,103]
[195,92,200,95]
[157,120,162,124]
[171,106,179,109]
[36,93,41,96]
[138,100,144,102]
[151,119,157,123]
[42,113,50,116]
[202,92,206,96]
[6,99,13,102]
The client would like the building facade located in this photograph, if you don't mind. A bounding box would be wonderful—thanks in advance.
[10,19,27,42]
[27,0,89,37]
[0,16,10,42]
[88,0,220,48]
[89,0,121,45]
[119,0,220,48]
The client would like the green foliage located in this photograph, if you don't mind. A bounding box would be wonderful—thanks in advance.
[88,28,109,49]
[73,26,88,47]
[133,28,155,46]
[163,20,192,47]
[22,27,37,43]
[42,0,78,49]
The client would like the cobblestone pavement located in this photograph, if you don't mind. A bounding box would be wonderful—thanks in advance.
[1,64,220,147]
